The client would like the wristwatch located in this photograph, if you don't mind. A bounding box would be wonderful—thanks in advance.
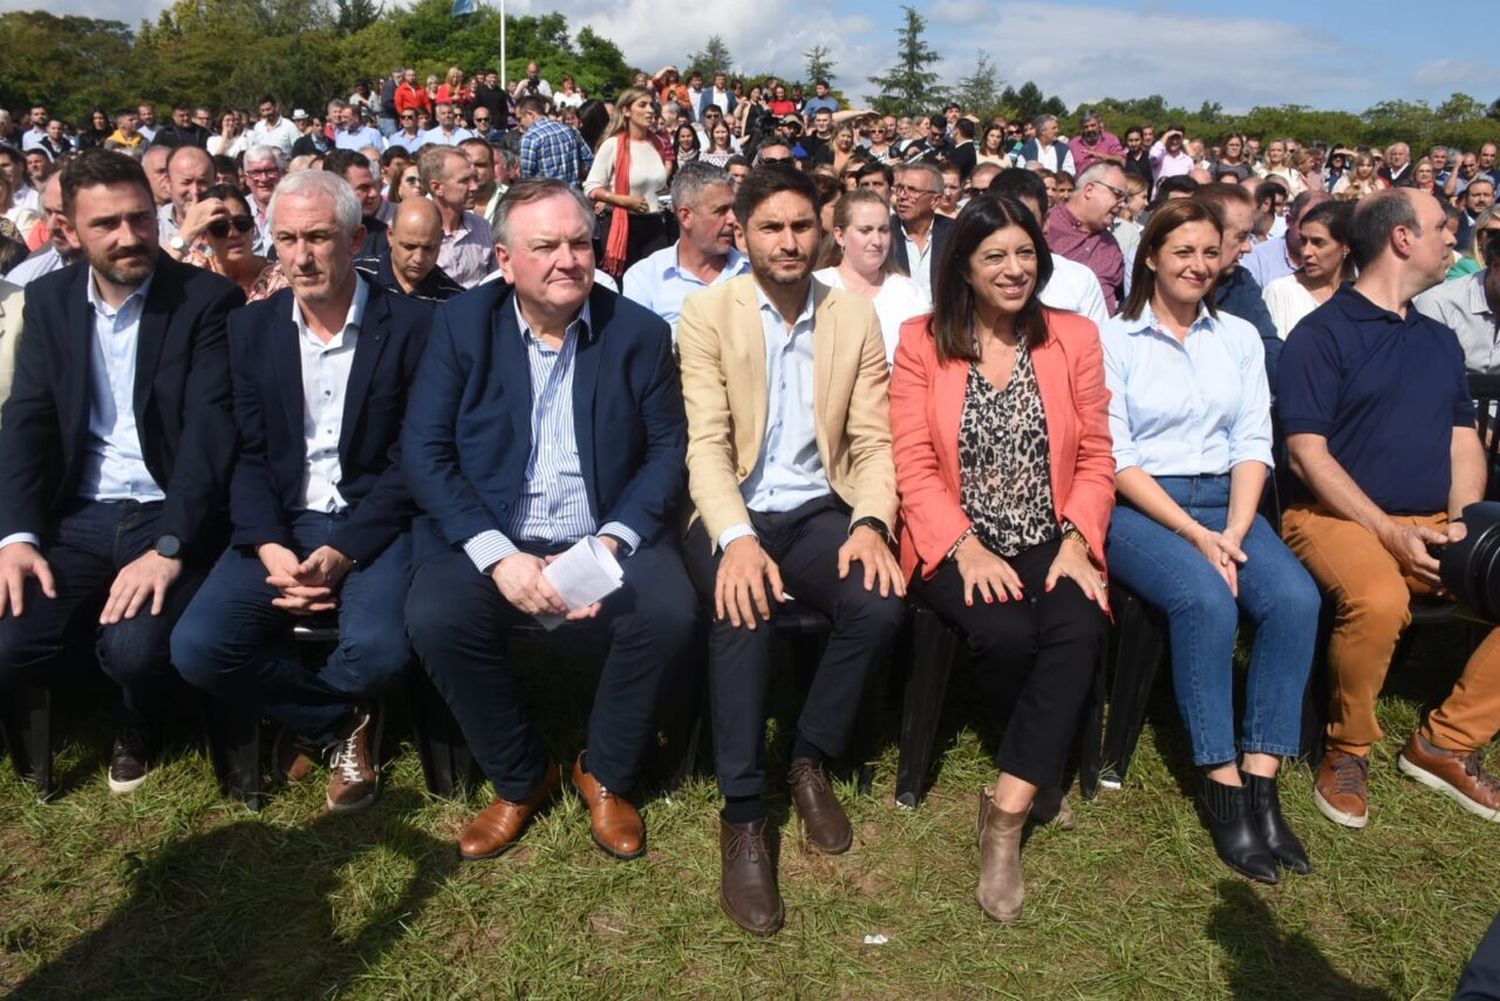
[168,234,187,253]
[849,516,891,542]
[153,534,182,559]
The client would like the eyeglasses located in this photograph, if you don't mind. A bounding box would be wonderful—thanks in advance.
[206,215,254,238]
[400,114,415,120]
[892,183,938,198]
[245,167,280,178]
[1092,179,1127,203]
[758,156,793,166]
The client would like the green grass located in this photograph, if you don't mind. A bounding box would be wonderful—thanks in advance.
[2,629,1498,1000]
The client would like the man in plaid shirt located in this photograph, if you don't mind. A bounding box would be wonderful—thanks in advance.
[516,95,594,186]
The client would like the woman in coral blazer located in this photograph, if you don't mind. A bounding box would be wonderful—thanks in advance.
[889,194,1114,926]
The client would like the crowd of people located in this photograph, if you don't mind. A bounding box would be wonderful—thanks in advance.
[2,60,1500,959]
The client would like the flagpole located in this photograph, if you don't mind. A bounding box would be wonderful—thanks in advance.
[499,0,507,96]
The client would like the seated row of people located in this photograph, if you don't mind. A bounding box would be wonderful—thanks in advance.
[0,151,1494,941]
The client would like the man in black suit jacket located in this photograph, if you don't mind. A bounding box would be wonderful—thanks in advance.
[889,160,953,299]
[403,179,697,862]
[0,150,243,793]
[171,170,430,813]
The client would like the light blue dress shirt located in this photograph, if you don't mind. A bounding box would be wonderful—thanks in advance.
[418,126,475,148]
[334,125,385,151]
[621,243,750,341]
[1100,303,1274,477]
[718,284,830,550]
[462,299,640,574]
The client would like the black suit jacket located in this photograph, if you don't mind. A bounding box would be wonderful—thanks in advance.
[227,283,431,565]
[889,213,953,289]
[0,256,244,557]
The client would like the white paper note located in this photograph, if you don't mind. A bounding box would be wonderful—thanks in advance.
[535,536,625,630]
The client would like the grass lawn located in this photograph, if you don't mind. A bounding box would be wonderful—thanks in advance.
[1,628,1497,1000]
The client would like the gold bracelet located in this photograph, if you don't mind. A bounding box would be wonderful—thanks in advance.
[1062,527,1089,550]
[946,528,973,562]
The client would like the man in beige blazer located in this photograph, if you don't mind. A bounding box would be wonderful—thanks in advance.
[0,279,22,411]
[677,166,906,937]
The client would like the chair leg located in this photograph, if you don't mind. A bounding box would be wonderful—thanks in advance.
[1100,593,1165,788]
[895,608,959,809]
[3,685,53,799]
[1077,645,1106,802]
[204,700,263,811]
[407,665,475,798]
[652,654,706,792]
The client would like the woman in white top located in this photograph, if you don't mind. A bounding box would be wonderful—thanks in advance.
[584,86,669,277]
[1332,152,1382,200]
[813,188,929,362]
[1256,138,1306,196]
[206,110,248,158]
[1262,199,1354,340]
[552,75,585,110]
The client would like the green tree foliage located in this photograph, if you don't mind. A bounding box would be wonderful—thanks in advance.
[686,35,733,80]
[868,5,945,117]
[334,0,380,35]
[997,80,1066,124]
[0,13,134,120]
[803,44,835,87]
[951,52,1001,121]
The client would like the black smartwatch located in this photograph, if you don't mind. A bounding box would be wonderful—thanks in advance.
[153,534,183,559]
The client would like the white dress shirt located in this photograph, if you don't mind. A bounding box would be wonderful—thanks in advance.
[294,276,369,513]
[1039,254,1109,328]
[812,267,929,363]
[621,243,751,341]
[718,284,830,550]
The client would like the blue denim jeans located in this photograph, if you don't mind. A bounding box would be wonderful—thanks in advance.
[1104,475,1320,766]
[171,511,412,744]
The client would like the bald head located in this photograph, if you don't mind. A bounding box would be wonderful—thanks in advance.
[168,145,214,219]
[389,197,444,292]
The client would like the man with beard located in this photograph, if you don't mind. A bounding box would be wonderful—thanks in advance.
[676,165,905,936]
[0,150,243,793]
[5,174,79,287]
[420,146,494,288]
[1416,206,1500,374]
[171,169,431,813]
[622,162,749,339]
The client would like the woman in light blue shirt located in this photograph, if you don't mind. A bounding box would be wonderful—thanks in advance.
[1100,198,1320,884]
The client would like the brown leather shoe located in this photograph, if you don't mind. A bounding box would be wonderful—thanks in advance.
[572,752,646,860]
[272,725,321,783]
[1029,785,1076,830]
[1398,730,1500,822]
[1313,750,1369,829]
[458,761,561,861]
[326,706,380,813]
[976,790,1027,922]
[787,758,852,854]
[720,817,784,936]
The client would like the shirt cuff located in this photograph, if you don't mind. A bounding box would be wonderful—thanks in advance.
[463,530,518,574]
[717,523,756,551]
[597,521,640,556]
[0,532,41,552]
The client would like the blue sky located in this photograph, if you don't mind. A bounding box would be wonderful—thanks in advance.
[8,0,1496,114]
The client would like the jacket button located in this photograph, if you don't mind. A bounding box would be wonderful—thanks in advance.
[736,467,747,477]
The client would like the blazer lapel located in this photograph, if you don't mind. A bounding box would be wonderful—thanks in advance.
[339,287,391,456]
[495,288,533,456]
[935,352,967,471]
[63,266,93,449]
[812,283,837,452]
[273,306,305,456]
[734,280,768,458]
[571,291,606,513]
[132,264,173,419]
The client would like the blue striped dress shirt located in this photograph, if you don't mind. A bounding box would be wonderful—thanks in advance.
[462,299,640,574]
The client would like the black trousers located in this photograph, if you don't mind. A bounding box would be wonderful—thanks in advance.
[913,538,1106,789]
[0,500,209,729]
[682,496,907,800]
[405,540,698,802]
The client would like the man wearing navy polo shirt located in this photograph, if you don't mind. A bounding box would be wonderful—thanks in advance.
[1280,189,1500,830]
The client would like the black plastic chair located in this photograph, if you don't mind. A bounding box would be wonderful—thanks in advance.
[2,685,53,797]
[893,601,1107,809]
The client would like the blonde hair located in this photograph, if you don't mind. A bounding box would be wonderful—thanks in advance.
[601,86,654,144]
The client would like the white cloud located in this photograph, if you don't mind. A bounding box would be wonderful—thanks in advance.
[0,0,173,19]
[1411,58,1500,93]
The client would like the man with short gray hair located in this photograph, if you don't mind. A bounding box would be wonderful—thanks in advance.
[1046,161,1127,313]
[172,167,433,814]
[622,162,750,338]
[243,144,286,256]
[890,160,952,297]
[420,146,494,288]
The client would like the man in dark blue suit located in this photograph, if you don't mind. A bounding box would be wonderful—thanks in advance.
[889,161,953,299]
[0,150,243,793]
[403,178,697,862]
[172,170,430,813]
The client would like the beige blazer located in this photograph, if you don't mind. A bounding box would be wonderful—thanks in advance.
[0,280,22,415]
[677,273,898,548]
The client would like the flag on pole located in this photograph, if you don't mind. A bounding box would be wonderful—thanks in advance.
[452,0,476,15]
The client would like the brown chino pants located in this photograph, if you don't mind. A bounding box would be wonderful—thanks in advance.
[1280,504,1500,756]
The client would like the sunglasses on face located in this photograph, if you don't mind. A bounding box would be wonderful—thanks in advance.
[759,156,793,165]
[207,215,254,238]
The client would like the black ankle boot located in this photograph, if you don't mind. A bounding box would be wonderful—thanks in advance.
[1199,775,1280,884]
[1244,772,1310,874]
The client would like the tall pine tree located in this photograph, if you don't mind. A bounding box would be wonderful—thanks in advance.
[867,5,944,117]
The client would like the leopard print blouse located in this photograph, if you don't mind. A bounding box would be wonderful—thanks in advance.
[957,342,1058,558]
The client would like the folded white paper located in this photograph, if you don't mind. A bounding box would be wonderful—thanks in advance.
[535,536,625,630]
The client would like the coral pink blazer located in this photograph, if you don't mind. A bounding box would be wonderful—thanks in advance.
[890,309,1116,581]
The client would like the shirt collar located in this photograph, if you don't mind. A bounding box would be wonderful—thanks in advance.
[1466,270,1494,316]
[292,274,368,346]
[1120,301,1216,339]
[86,267,154,319]
[753,280,815,329]
[664,244,748,283]
[513,294,594,345]
[1334,283,1411,324]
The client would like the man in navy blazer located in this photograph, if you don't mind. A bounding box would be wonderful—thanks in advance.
[403,178,697,862]
[889,161,953,299]
[172,170,430,813]
[0,150,243,793]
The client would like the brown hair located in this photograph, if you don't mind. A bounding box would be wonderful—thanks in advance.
[820,188,900,274]
[1121,198,1223,321]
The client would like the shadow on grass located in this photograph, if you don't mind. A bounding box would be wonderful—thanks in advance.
[1206,880,1391,1001]
[9,787,455,1000]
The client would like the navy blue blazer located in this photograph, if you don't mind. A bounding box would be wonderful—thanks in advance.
[889,212,953,291]
[402,282,685,564]
[227,283,431,565]
[0,256,243,557]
